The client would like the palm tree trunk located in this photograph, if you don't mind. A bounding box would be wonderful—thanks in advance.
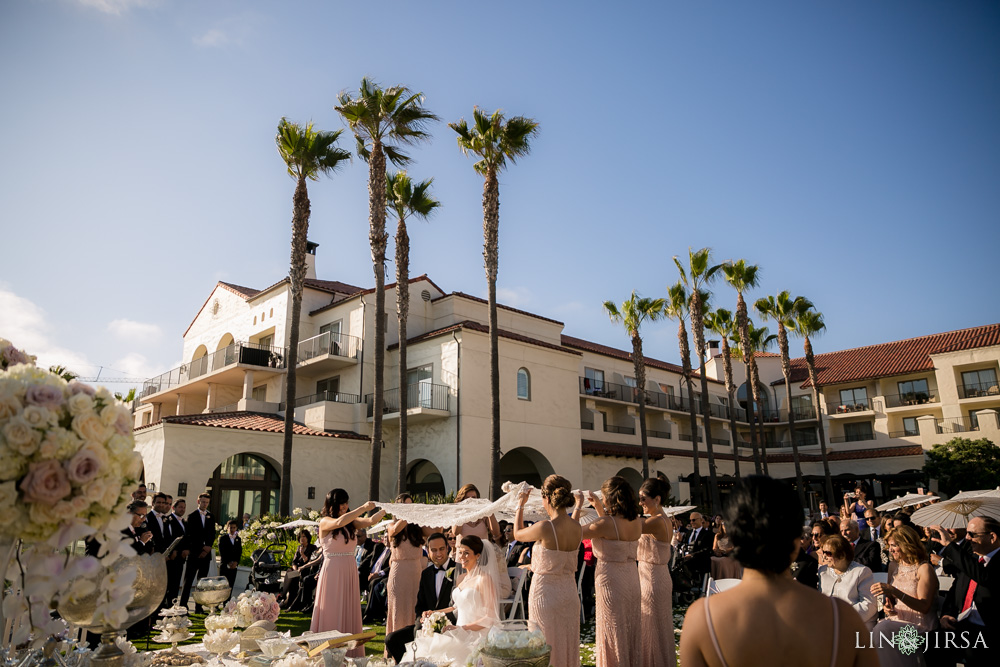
[679,321,701,506]
[368,140,388,502]
[745,358,762,474]
[395,217,410,497]
[721,339,740,478]
[280,174,310,515]
[691,294,720,512]
[736,293,762,474]
[806,335,835,504]
[632,335,649,479]
[484,167,501,500]
[750,358,768,476]
[779,322,806,509]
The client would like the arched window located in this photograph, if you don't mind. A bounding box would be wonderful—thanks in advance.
[516,368,531,400]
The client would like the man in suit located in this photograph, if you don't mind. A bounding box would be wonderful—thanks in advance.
[355,528,385,591]
[363,536,392,623]
[681,512,714,583]
[180,493,217,611]
[384,532,456,663]
[504,522,530,567]
[146,492,183,606]
[813,500,834,521]
[217,520,242,592]
[840,518,884,573]
[927,517,999,667]
[791,529,819,589]
[122,501,155,555]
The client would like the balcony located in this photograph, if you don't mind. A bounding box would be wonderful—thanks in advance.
[297,332,361,374]
[366,382,450,422]
[581,420,594,430]
[678,433,730,446]
[605,424,635,435]
[648,429,671,439]
[959,382,1000,399]
[294,391,361,408]
[578,377,741,421]
[936,416,980,434]
[826,398,875,416]
[829,432,876,443]
[889,429,920,438]
[141,342,286,401]
[884,392,939,409]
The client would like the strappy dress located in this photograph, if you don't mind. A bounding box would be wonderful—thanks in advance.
[639,514,675,666]
[592,518,640,667]
[528,521,581,667]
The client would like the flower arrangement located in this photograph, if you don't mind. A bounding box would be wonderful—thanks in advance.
[224,591,281,627]
[419,611,449,637]
[272,653,321,667]
[0,339,144,644]
[204,613,239,631]
[479,626,548,660]
[203,628,240,656]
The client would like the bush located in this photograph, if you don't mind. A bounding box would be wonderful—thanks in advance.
[925,437,1000,497]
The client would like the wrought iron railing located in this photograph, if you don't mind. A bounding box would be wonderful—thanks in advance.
[366,382,450,417]
[959,381,1000,399]
[648,429,670,439]
[141,342,286,397]
[207,403,239,413]
[889,429,920,438]
[298,331,362,364]
[883,392,938,408]
[294,391,361,408]
[581,421,594,430]
[826,398,874,415]
[936,416,980,434]
[577,377,745,421]
[605,424,635,435]
[679,433,701,443]
[829,432,876,443]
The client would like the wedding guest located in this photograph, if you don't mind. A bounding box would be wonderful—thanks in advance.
[180,493,218,611]
[451,483,510,599]
[681,511,714,583]
[710,536,743,580]
[355,527,385,591]
[384,532,456,663]
[841,518,884,573]
[712,516,729,556]
[814,500,834,521]
[844,483,875,533]
[218,520,242,593]
[515,475,582,667]
[386,516,427,637]
[637,477,675,667]
[791,529,819,589]
[132,483,147,503]
[580,538,596,621]
[279,530,318,608]
[869,525,939,667]
[123,501,154,555]
[681,476,877,667]
[575,476,642,666]
[310,489,386,659]
[818,534,877,629]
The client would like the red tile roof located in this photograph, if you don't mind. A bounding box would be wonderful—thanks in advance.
[389,321,581,356]
[254,277,364,300]
[433,292,564,326]
[562,335,724,385]
[219,282,261,299]
[309,274,447,316]
[135,411,368,440]
[789,323,1000,388]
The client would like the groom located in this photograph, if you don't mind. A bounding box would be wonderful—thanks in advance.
[385,532,456,663]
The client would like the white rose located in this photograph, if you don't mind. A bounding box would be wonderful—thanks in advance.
[71,495,90,513]
[53,500,77,520]
[21,405,53,428]
[83,478,107,503]
[0,395,21,422]
[72,414,109,445]
[67,393,94,417]
[3,416,40,455]
[0,445,25,482]
[101,483,121,508]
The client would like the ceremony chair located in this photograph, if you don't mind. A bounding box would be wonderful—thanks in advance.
[501,566,528,621]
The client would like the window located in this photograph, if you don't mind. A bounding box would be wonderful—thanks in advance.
[962,368,998,396]
[320,320,342,338]
[317,376,340,396]
[969,410,981,430]
[320,321,343,355]
[251,385,267,402]
[407,365,433,408]
[844,422,874,442]
[902,417,919,437]
[839,387,869,409]
[624,376,637,387]
[258,334,273,349]
[790,395,813,418]
[584,368,605,394]
[897,378,929,401]
[516,368,530,400]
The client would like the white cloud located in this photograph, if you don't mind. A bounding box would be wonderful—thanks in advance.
[194,29,230,48]
[107,318,162,342]
[111,352,161,384]
[0,288,92,372]
[76,0,155,15]
[495,286,533,308]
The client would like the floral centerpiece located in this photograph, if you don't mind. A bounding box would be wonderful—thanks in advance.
[0,338,144,645]
[224,591,281,628]
[476,625,549,667]
[419,611,449,637]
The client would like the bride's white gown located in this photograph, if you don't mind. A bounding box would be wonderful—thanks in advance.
[409,572,501,665]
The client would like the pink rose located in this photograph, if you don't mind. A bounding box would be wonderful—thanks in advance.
[24,385,64,411]
[66,444,105,485]
[67,382,96,397]
[20,459,72,506]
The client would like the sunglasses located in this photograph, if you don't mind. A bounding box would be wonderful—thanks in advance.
[967,531,992,538]
[821,550,835,557]
[811,533,822,538]
[866,516,879,521]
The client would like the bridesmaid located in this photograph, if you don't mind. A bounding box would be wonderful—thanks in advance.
[451,483,501,542]
[310,489,385,658]
[385,493,427,637]
[575,476,642,667]
[638,477,675,667]
[514,475,582,667]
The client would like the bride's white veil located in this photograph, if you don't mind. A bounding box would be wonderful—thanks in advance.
[469,538,512,600]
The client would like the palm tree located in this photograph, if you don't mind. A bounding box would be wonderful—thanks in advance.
[387,171,440,496]
[664,281,702,506]
[675,248,722,512]
[450,108,538,499]
[722,260,762,473]
[756,291,813,510]
[793,307,835,506]
[603,292,666,479]
[704,308,741,479]
[336,79,438,501]
[276,117,351,514]
[732,322,778,476]
[49,365,78,382]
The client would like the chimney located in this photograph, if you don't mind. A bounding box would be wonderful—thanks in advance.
[708,340,720,357]
[305,241,319,280]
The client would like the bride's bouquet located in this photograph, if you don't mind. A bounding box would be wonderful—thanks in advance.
[420,610,449,637]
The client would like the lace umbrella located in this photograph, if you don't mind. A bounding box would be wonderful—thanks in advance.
[909,497,1000,529]
[876,493,939,512]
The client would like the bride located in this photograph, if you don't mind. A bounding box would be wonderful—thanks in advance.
[408,535,503,665]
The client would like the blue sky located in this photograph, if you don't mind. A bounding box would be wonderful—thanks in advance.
[2,0,998,388]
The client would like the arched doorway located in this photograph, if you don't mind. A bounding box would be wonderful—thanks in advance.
[615,467,644,492]
[499,447,555,488]
[737,382,771,414]
[208,453,281,524]
[406,459,446,499]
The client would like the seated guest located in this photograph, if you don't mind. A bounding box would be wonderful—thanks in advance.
[680,476,877,667]
[841,518,885,573]
[813,500,834,521]
[791,529,819,590]
[278,530,318,608]
[362,536,392,623]
[807,520,835,559]
[709,535,743,580]
[818,534,877,629]
[384,532,456,663]
[356,527,385,592]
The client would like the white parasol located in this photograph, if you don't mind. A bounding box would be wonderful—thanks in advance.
[909,496,1000,529]
[949,487,1000,501]
[876,492,939,512]
[276,518,319,530]
[664,505,697,517]
[365,518,393,535]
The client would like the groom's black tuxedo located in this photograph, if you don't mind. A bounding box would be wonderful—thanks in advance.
[386,559,456,663]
